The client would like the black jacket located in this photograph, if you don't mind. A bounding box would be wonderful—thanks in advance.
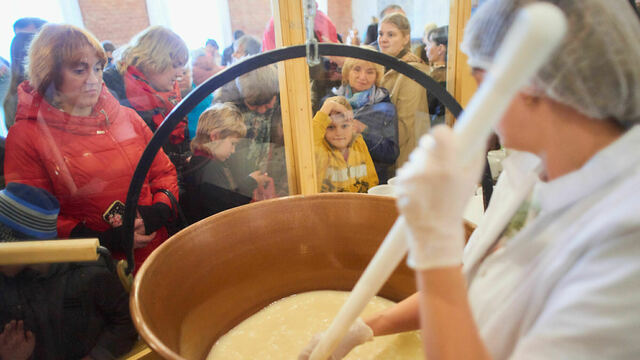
[182,155,257,223]
[0,261,137,360]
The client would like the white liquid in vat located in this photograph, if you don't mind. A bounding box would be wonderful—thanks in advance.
[207,290,423,359]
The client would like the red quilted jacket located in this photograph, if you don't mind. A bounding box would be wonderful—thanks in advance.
[5,82,179,267]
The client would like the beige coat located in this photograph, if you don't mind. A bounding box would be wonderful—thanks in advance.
[380,51,430,168]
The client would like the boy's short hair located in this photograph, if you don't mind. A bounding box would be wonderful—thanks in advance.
[27,24,107,96]
[191,103,247,155]
[115,26,188,76]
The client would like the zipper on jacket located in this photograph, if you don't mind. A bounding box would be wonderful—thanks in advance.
[94,109,108,134]
[100,109,110,132]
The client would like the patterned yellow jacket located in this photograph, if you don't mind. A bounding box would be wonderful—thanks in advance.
[313,112,379,193]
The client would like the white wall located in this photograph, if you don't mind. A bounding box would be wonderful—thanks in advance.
[0,1,68,60]
[316,0,329,13]
[412,0,450,37]
[147,0,232,51]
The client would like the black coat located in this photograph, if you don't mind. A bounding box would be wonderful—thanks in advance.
[0,261,137,360]
[182,155,257,223]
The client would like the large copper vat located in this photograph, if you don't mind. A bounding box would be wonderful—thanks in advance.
[130,193,416,359]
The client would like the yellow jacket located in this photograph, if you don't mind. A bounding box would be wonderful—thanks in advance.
[313,112,379,193]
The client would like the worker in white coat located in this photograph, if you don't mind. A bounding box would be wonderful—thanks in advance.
[299,0,640,359]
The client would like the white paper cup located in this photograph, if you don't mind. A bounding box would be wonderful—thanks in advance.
[387,176,398,186]
[367,184,397,197]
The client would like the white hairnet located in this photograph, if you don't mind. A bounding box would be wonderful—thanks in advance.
[461,0,640,127]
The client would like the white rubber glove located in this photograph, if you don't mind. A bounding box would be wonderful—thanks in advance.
[395,125,485,270]
[298,318,374,360]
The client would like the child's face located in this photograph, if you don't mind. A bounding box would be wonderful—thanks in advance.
[325,113,354,151]
[212,136,240,161]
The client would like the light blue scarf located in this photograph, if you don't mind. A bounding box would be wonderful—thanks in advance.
[334,85,389,109]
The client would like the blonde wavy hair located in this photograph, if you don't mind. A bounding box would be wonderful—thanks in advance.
[27,23,107,96]
[190,103,247,155]
[341,48,384,88]
[115,26,188,76]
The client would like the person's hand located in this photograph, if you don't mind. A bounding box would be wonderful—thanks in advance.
[395,125,484,270]
[133,231,156,249]
[298,318,373,360]
[133,217,156,249]
[0,320,35,360]
[319,100,353,121]
[249,171,270,187]
[352,119,367,134]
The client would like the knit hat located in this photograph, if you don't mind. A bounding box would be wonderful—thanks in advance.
[0,183,59,241]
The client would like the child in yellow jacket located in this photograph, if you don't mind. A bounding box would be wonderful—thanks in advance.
[314,96,378,192]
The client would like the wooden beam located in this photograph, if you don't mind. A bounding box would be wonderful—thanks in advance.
[446,0,478,126]
[272,0,318,195]
[0,239,99,265]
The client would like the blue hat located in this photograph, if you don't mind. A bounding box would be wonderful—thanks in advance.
[0,183,59,241]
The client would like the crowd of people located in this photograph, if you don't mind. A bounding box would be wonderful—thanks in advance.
[0,1,547,358]
[0,5,449,357]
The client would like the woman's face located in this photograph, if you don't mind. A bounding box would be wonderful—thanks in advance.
[472,69,539,152]
[145,61,184,92]
[232,43,246,62]
[57,47,103,116]
[378,22,410,57]
[426,39,445,64]
[178,67,192,94]
[192,55,216,86]
[348,60,378,93]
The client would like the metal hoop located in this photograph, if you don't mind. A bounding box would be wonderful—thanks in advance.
[123,44,481,274]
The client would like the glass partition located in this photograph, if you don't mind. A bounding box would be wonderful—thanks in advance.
[0,1,464,359]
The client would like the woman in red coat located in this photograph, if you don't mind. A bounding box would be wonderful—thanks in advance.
[4,24,179,271]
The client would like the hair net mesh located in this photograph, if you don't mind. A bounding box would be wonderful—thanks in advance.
[461,0,640,127]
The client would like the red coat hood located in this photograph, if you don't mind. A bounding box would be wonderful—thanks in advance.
[15,81,123,134]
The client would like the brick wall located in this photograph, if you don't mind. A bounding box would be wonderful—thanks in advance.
[328,0,353,39]
[78,0,353,48]
[78,0,150,47]
[226,0,353,45]
[227,0,273,41]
